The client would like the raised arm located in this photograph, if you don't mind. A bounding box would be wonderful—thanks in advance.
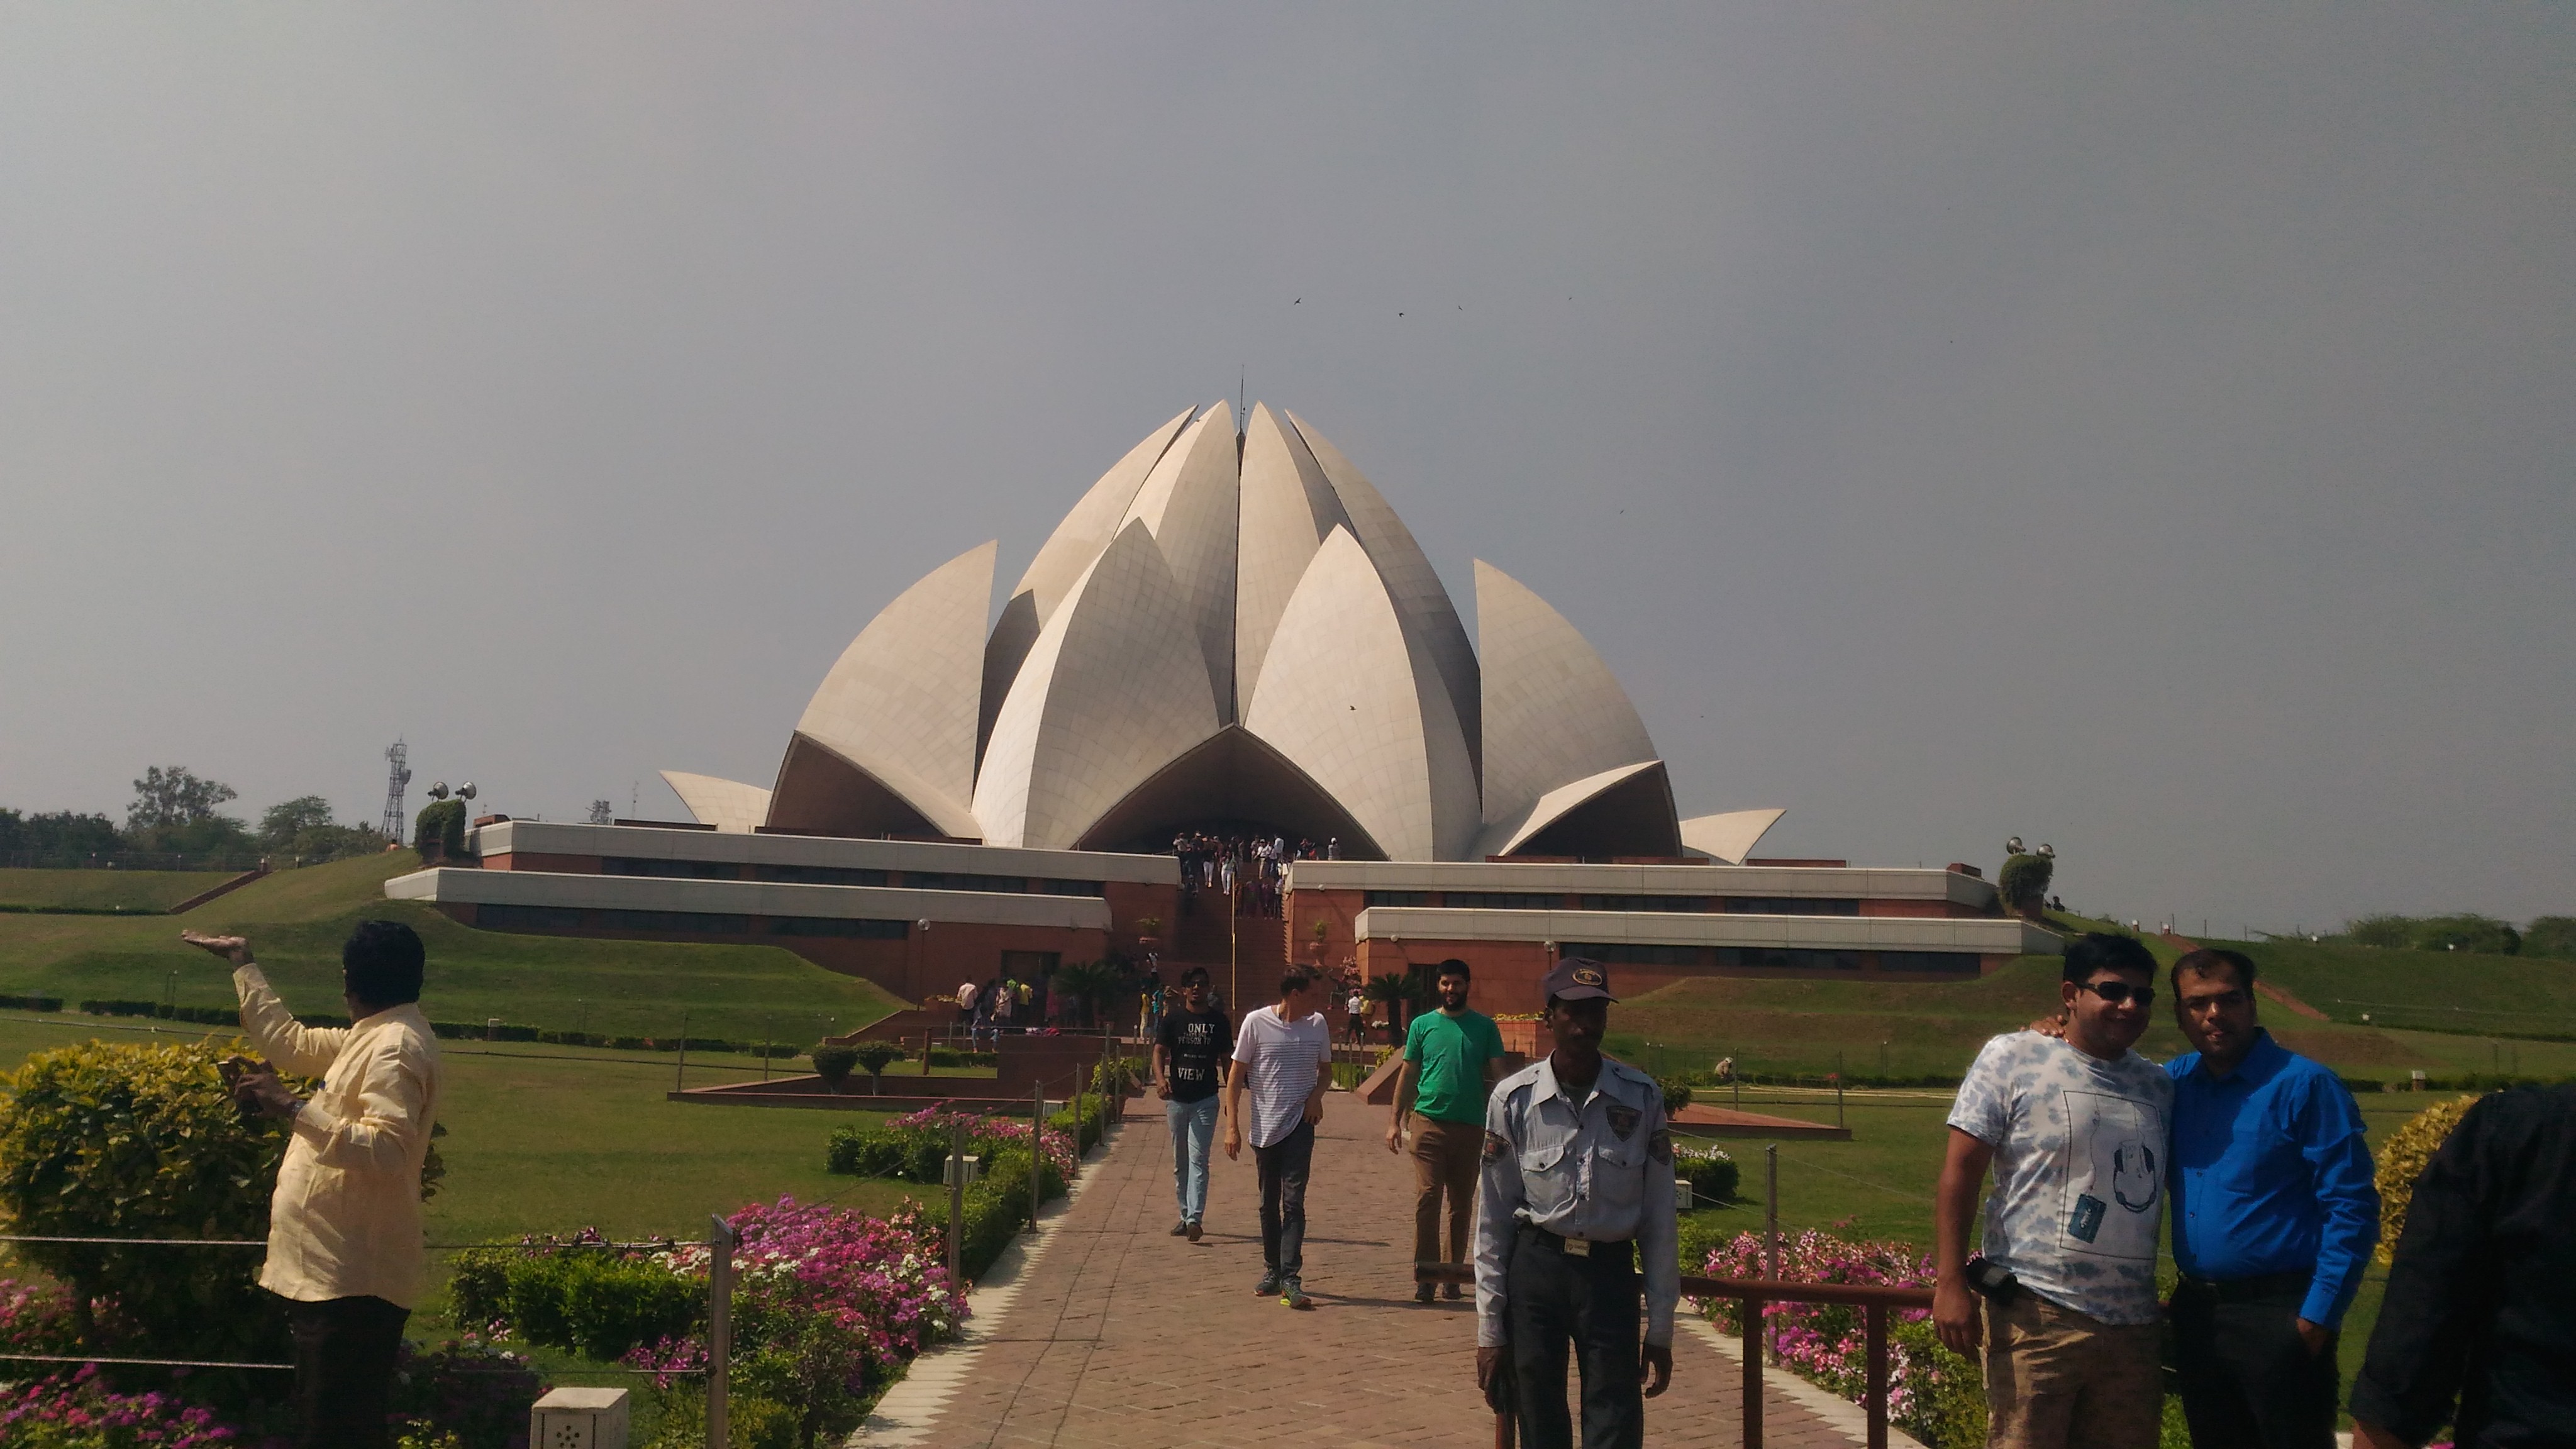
[184,932,347,1076]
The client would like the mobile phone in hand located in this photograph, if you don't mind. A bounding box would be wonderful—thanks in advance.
[1963,1254,2023,1306]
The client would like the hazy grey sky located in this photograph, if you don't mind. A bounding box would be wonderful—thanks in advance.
[3,4,2568,934]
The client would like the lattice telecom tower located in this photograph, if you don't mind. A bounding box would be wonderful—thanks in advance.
[380,740,413,841]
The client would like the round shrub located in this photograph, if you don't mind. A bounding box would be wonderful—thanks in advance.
[852,1041,906,1091]
[413,798,469,859]
[0,1038,289,1365]
[1997,853,2053,916]
[2375,1094,2481,1265]
[809,1043,860,1092]
[1655,1077,1694,1115]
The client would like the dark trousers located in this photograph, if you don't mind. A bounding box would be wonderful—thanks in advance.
[286,1293,411,1449]
[2170,1277,2338,1449]
[1254,1120,1314,1278]
[1506,1226,1643,1449]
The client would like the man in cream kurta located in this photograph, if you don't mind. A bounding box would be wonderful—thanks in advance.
[185,920,441,1449]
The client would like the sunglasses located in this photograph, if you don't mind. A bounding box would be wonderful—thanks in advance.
[2075,980,2155,1008]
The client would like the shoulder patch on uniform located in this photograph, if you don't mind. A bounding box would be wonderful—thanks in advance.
[1484,1130,1512,1162]
[1648,1129,1672,1163]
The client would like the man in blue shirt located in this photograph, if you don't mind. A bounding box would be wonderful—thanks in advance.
[2163,948,2379,1449]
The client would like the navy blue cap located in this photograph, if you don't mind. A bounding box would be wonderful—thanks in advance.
[1543,957,1616,1003]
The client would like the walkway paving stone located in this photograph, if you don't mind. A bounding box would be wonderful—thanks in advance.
[860,1099,1902,1448]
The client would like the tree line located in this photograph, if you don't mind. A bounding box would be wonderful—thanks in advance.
[0,765,388,869]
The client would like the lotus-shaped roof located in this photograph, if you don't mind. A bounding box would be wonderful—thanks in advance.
[669,402,1774,862]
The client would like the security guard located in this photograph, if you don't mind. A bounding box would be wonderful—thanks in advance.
[1474,958,1677,1449]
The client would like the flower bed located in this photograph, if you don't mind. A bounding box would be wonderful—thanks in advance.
[0,1365,243,1448]
[1694,1230,1984,1449]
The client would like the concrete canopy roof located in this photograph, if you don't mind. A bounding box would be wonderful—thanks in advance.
[657,770,772,835]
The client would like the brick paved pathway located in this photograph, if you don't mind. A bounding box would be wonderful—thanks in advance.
[858,1102,1905,1448]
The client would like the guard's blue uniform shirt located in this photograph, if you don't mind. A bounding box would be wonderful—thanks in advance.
[2166,1030,2379,1328]
[1474,1055,1679,1350]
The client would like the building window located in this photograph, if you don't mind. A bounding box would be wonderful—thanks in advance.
[1576,895,1711,913]
[1366,891,1434,908]
[766,917,909,939]
[1723,897,1862,916]
[1040,879,1106,897]
[1559,941,1706,965]
[904,872,1028,894]
[1441,892,1563,910]
[1717,947,1860,971]
[477,904,587,931]
[604,858,743,880]
[598,909,751,935]
[753,864,891,886]
[1876,952,1978,974]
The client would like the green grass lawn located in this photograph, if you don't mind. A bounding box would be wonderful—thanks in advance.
[2219,936,2576,1040]
[0,852,905,1045]
[0,868,238,912]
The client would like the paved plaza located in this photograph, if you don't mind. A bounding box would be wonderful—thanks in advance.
[858,1101,1908,1448]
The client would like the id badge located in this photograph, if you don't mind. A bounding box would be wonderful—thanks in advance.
[1564,1236,1591,1257]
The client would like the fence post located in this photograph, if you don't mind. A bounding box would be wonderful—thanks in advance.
[947,1118,967,1285]
[1742,1290,1764,1449]
[707,1213,735,1448]
[674,1011,690,1093]
[1865,1301,1889,1449]
[1764,1145,1779,1282]
[1835,1052,1845,1130]
[1031,1079,1046,1234]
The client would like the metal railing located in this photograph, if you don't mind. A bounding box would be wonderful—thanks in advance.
[1414,1262,1932,1449]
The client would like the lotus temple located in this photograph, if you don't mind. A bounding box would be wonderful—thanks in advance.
[387,401,2057,1010]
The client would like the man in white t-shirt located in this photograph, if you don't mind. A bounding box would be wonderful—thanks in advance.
[1935,933,2174,1448]
[1224,967,1334,1310]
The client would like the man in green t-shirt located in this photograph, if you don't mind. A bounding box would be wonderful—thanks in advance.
[1386,958,1508,1304]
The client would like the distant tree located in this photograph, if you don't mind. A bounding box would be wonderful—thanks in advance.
[587,799,614,824]
[2523,916,2576,961]
[257,796,336,849]
[2340,912,2521,955]
[0,809,121,865]
[126,765,238,830]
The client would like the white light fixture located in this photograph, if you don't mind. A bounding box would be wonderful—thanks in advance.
[530,1387,629,1449]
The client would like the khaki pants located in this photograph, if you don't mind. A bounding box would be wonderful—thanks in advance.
[1984,1292,2162,1449]
[1410,1117,1483,1268]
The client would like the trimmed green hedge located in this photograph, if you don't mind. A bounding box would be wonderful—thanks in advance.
[448,1247,699,1362]
[955,1146,1068,1282]
[1674,1145,1739,1203]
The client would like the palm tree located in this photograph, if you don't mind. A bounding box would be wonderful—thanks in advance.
[1048,958,1131,1030]
[1363,972,1423,1045]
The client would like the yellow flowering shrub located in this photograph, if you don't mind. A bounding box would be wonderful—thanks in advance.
[2373,1093,2481,1265]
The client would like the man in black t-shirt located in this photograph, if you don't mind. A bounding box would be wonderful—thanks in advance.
[1154,966,1233,1240]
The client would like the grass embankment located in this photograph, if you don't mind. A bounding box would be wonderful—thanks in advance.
[0,868,238,913]
[0,852,906,1045]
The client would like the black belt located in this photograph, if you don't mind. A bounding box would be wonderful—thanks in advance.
[2176,1270,2311,1304]
[1516,1223,1635,1266]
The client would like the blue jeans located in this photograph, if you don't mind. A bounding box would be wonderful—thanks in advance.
[1165,1093,1219,1223]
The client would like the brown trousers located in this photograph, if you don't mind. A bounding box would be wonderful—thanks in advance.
[1983,1291,2162,1449]
[1409,1117,1484,1267]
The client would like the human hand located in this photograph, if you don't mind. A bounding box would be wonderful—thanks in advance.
[2026,1009,2068,1039]
[1304,1096,1323,1126]
[2350,1421,2412,1449]
[179,931,251,966]
[1933,1279,1982,1357]
[2296,1318,2331,1357]
[1475,1346,1504,1394]
[1385,1119,1403,1153]
[1641,1342,1672,1398]
[1155,1080,1172,1101]
[1223,1121,1242,1160]
[230,1060,298,1119]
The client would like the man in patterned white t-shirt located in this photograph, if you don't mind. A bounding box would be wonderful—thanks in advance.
[1934,933,2174,1449]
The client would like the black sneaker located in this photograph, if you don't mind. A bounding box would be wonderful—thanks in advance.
[1282,1277,1313,1310]
[1442,1281,1463,1301]
[1255,1270,1282,1296]
[1170,1219,1189,1236]
[1185,1220,1203,1242]
[1414,1282,1436,1304]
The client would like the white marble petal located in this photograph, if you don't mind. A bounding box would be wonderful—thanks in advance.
[1475,558,1660,833]
[1284,411,1482,767]
[657,771,773,835]
[1473,760,1666,859]
[1244,527,1480,861]
[1680,808,1788,865]
[1234,402,1352,708]
[1118,402,1241,719]
[972,521,1223,850]
[786,540,994,838]
[981,408,1195,756]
